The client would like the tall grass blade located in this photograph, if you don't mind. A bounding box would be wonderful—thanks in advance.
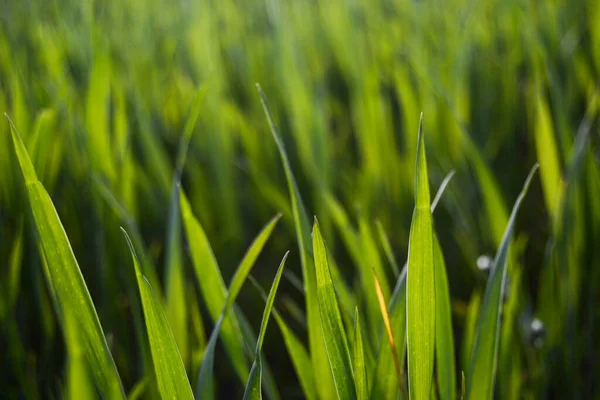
[7,116,125,399]
[164,85,207,368]
[312,218,356,399]
[407,114,435,400]
[243,252,289,400]
[182,190,281,398]
[257,83,336,399]
[372,169,454,400]
[122,229,194,400]
[466,164,539,400]
[249,276,317,400]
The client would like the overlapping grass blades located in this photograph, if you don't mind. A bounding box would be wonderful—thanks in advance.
[7,116,125,399]
[467,164,539,399]
[243,252,289,400]
[257,84,337,399]
[122,229,194,399]
[181,191,282,398]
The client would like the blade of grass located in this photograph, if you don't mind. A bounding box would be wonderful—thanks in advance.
[243,252,289,400]
[312,218,356,399]
[371,169,455,400]
[353,307,368,400]
[466,164,539,400]
[533,93,562,218]
[183,192,281,398]
[122,229,194,400]
[407,114,435,400]
[257,83,336,399]
[164,85,207,368]
[433,233,456,400]
[373,268,401,392]
[248,275,317,400]
[7,116,125,399]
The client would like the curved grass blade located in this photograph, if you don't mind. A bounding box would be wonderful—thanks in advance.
[257,83,336,399]
[248,276,317,400]
[7,116,125,399]
[433,234,455,400]
[122,229,194,400]
[407,114,435,400]
[312,218,356,399]
[353,308,368,400]
[243,252,289,400]
[164,85,207,368]
[183,193,282,398]
[466,164,539,400]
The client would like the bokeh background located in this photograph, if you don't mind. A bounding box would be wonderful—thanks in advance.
[1,0,599,398]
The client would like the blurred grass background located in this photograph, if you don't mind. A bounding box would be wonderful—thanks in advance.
[0,0,599,398]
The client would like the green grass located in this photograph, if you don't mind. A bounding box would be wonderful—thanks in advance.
[1,0,599,398]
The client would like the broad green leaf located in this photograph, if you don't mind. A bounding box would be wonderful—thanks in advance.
[407,115,435,400]
[433,234,456,400]
[7,117,125,399]
[248,276,317,400]
[122,229,194,400]
[533,94,562,218]
[183,192,281,398]
[312,218,356,400]
[353,308,368,400]
[257,84,336,399]
[466,164,538,400]
[243,252,289,400]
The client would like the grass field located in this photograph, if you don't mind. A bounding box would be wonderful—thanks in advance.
[1,0,599,398]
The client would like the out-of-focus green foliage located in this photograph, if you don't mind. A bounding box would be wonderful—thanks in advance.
[1,0,599,398]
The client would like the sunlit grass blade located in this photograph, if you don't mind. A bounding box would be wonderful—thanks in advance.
[372,168,454,400]
[407,114,435,400]
[257,83,336,399]
[312,218,356,399]
[466,164,539,400]
[353,308,368,400]
[122,228,193,399]
[533,94,562,218]
[7,116,125,399]
[373,268,401,387]
[433,233,456,400]
[182,189,281,398]
[371,266,407,400]
[243,252,289,400]
[248,276,317,400]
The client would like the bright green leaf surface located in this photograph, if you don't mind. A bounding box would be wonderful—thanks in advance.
[312,218,356,400]
[407,115,435,400]
[122,229,194,400]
